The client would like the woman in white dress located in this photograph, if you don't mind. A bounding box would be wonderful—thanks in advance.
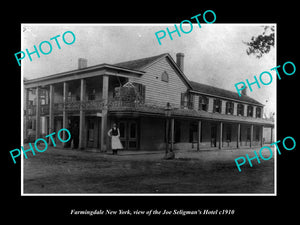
[108,123,123,155]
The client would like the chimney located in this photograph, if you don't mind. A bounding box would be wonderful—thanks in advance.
[78,58,88,69]
[242,85,247,95]
[176,53,184,72]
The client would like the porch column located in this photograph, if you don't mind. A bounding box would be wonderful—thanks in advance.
[24,88,29,140]
[35,86,40,139]
[271,127,274,143]
[250,124,254,148]
[79,79,86,149]
[100,75,109,151]
[170,118,174,151]
[237,123,241,149]
[197,120,202,151]
[261,125,264,147]
[63,82,69,147]
[219,122,223,149]
[48,84,55,145]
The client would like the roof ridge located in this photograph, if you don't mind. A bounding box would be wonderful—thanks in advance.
[113,53,168,70]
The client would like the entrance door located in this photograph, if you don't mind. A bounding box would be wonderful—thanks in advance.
[87,117,98,148]
[211,125,217,147]
[118,120,138,150]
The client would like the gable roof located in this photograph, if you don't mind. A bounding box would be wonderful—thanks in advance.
[114,53,193,89]
[114,53,263,106]
[189,81,263,106]
[114,53,167,70]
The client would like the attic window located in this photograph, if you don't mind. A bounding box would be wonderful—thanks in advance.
[161,71,169,82]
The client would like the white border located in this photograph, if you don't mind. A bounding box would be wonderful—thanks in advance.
[20,23,277,196]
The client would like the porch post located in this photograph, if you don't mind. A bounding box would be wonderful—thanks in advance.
[219,122,223,149]
[250,124,254,148]
[35,86,40,139]
[170,118,174,151]
[24,88,29,140]
[197,120,202,151]
[79,79,86,149]
[261,125,264,147]
[48,84,55,145]
[237,123,241,149]
[270,127,274,143]
[100,75,109,152]
[63,82,69,147]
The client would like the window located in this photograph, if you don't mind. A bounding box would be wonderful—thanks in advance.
[226,125,231,142]
[256,107,262,118]
[246,127,251,141]
[174,120,181,143]
[67,91,73,101]
[27,118,33,129]
[226,101,234,115]
[237,103,244,116]
[255,126,260,141]
[161,71,169,82]
[181,93,194,109]
[247,105,253,117]
[88,89,96,100]
[198,96,208,111]
[213,99,221,113]
[189,122,198,143]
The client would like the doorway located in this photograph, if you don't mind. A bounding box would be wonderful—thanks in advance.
[211,124,217,147]
[86,117,99,148]
[118,120,138,150]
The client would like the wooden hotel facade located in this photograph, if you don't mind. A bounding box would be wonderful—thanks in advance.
[23,53,274,151]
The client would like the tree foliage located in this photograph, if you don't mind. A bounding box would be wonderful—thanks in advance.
[244,26,275,59]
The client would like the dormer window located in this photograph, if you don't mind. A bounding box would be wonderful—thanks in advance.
[161,71,169,82]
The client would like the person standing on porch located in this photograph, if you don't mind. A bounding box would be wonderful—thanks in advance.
[108,123,123,155]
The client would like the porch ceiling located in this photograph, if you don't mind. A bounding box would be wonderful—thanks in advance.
[108,106,274,126]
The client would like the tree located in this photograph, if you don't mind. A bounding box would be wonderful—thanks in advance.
[244,26,275,59]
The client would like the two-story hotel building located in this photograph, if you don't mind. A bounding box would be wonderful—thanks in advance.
[23,53,274,151]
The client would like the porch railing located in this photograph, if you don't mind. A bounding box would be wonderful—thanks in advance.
[52,100,105,113]
[107,98,175,114]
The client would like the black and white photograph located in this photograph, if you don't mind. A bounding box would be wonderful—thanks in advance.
[4,4,298,221]
[21,24,276,195]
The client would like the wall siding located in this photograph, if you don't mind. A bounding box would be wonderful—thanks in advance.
[129,57,188,108]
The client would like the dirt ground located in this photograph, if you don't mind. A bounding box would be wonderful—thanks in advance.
[23,146,275,194]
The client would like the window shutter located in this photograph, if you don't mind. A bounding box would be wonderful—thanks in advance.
[189,94,194,109]
[198,96,202,110]
[180,93,185,108]
[213,99,216,112]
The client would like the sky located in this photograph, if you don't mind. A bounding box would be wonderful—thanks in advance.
[22,23,276,116]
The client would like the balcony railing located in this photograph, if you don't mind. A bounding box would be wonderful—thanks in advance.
[108,98,173,114]
[24,100,105,114]
[54,100,105,112]
[26,104,49,115]
[27,99,175,115]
